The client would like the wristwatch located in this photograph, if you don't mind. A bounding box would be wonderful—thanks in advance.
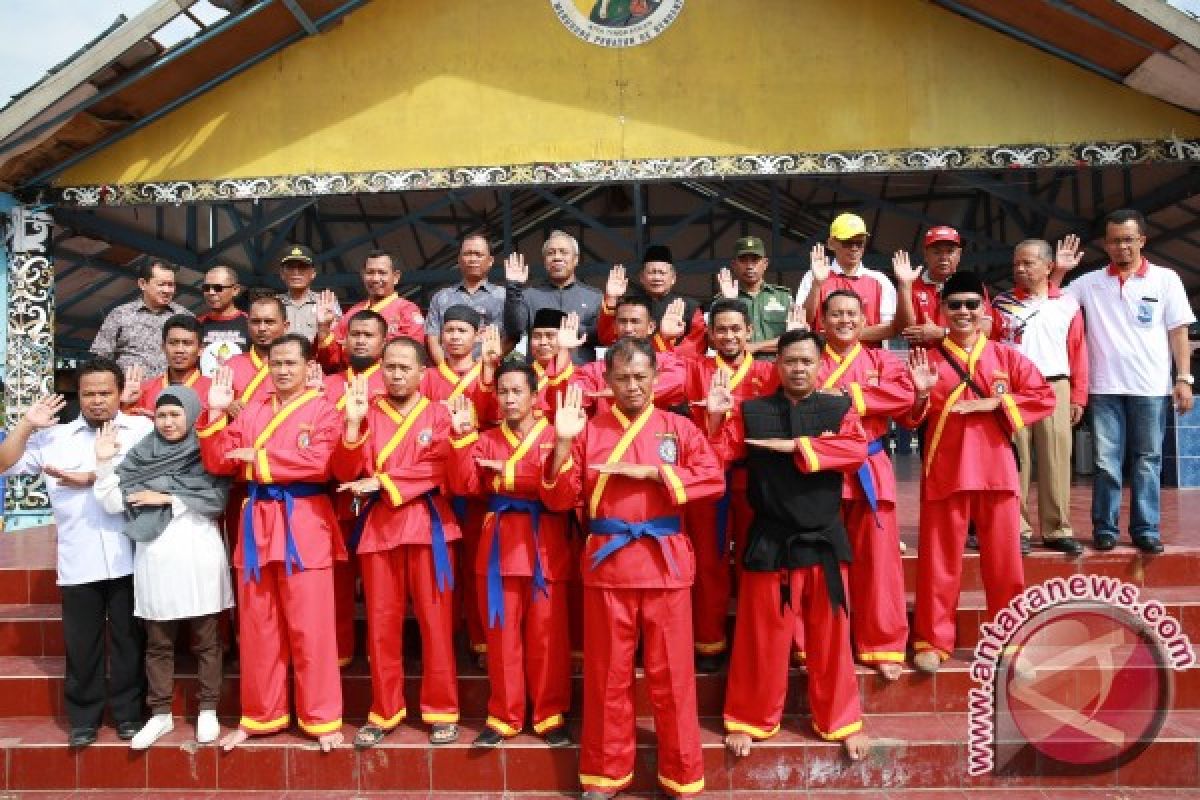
[1177,374,1194,385]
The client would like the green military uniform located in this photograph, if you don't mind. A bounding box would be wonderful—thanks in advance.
[716,236,793,354]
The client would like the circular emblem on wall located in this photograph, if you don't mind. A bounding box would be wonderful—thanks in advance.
[550,0,684,48]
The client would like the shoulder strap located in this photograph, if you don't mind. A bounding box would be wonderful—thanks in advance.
[936,344,988,399]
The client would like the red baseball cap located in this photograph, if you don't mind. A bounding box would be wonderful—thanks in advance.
[923,226,962,247]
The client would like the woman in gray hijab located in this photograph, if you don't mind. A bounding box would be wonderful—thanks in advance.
[94,385,234,750]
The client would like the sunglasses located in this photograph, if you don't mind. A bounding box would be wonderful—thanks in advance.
[201,283,235,293]
[944,298,982,311]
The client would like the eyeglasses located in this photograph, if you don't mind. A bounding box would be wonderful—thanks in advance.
[201,283,235,293]
[945,298,982,311]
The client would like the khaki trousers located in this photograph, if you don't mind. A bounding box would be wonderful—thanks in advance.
[1014,378,1075,541]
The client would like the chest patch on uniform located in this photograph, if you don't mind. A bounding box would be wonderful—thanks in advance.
[992,370,1010,396]
[763,298,787,312]
[657,433,678,465]
[866,370,880,387]
[418,429,433,446]
[297,425,313,449]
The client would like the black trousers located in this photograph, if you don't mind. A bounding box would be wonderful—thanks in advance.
[59,575,145,729]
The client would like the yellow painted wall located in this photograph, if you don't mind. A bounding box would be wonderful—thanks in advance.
[60,0,1200,186]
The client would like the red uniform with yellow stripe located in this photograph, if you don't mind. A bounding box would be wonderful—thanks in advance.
[550,353,687,417]
[902,336,1056,660]
[197,390,344,740]
[419,360,498,654]
[323,363,387,666]
[805,343,913,665]
[681,352,777,655]
[447,418,572,738]
[132,369,211,416]
[596,300,707,359]
[317,293,425,372]
[541,405,724,797]
[226,349,275,407]
[331,394,463,729]
[712,401,868,747]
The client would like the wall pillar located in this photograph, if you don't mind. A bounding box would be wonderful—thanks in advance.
[2,204,56,529]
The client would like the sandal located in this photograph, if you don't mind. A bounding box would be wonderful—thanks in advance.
[430,723,459,745]
[354,724,387,750]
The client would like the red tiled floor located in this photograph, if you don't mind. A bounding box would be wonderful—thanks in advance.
[76,743,149,789]
[146,740,218,790]
[429,741,505,791]
[215,744,286,790]
[357,743,430,791]
[283,741,357,790]
[503,739,580,792]
[8,745,77,790]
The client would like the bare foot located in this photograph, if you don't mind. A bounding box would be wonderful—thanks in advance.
[913,650,942,674]
[220,728,249,751]
[318,730,344,752]
[877,662,903,681]
[724,732,752,758]
[843,731,869,761]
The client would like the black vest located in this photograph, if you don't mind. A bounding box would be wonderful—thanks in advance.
[740,391,854,607]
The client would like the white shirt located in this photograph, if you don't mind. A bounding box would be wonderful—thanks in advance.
[2,413,153,586]
[1064,261,1196,396]
[991,288,1081,378]
[795,262,897,321]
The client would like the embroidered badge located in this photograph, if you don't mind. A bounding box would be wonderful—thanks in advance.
[297,430,311,448]
[418,429,433,445]
[866,370,880,387]
[993,380,1008,396]
[658,434,678,465]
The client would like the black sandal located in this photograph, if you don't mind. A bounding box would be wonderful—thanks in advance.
[354,724,386,750]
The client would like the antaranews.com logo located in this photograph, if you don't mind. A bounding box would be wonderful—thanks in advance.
[967,575,1196,776]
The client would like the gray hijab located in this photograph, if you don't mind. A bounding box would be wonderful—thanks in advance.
[115,385,228,542]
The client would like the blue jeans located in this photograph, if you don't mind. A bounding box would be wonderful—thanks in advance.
[1089,394,1168,542]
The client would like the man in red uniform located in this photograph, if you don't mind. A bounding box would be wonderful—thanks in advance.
[903,271,1056,672]
[543,338,724,799]
[554,295,688,415]
[447,364,573,748]
[323,310,389,666]
[596,249,708,360]
[420,305,502,661]
[681,299,778,670]
[316,249,425,371]
[526,308,574,415]
[895,226,994,345]
[198,333,344,751]
[333,337,464,747]
[121,315,211,415]
[813,289,913,680]
[225,296,291,417]
[709,329,870,762]
[797,213,897,343]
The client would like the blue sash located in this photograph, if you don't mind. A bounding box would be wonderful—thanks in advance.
[451,495,469,527]
[589,516,683,576]
[346,492,379,554]
[855,438,886,528]
[485,495,549,628]
[241,481,325,583]
[345,489,453,592]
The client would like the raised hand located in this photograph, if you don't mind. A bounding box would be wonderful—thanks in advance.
[786,303,808,332]
[94,420,119,463]
[892,250,919,284]
[706,366,734,415]
[305,361,324,390]
[475,457,505,473]
[316,289,340,329]
[343,374,371,426]
[208,365,235,415]
[1056,234,1085,273]
[717,267,738,300]
[480,325,503,369]
[448,393,476,435]
[810,244,831,284]
[43,466,96,488]
[504,252,529,285]
[23,394,66,430]
[589,462,659,480]
[659,298,686,339]
[554,384,587,441]
[908,347,938,396]
[557,311,586,352]
[120,364,145,406]
[605,264,628,304]
[126,490,172,507]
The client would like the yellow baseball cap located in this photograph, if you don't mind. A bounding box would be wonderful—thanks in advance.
[829,213,869,241]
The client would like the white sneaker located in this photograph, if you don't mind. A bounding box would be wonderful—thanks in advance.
[130,714,173,750]
[196,710,220,744]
